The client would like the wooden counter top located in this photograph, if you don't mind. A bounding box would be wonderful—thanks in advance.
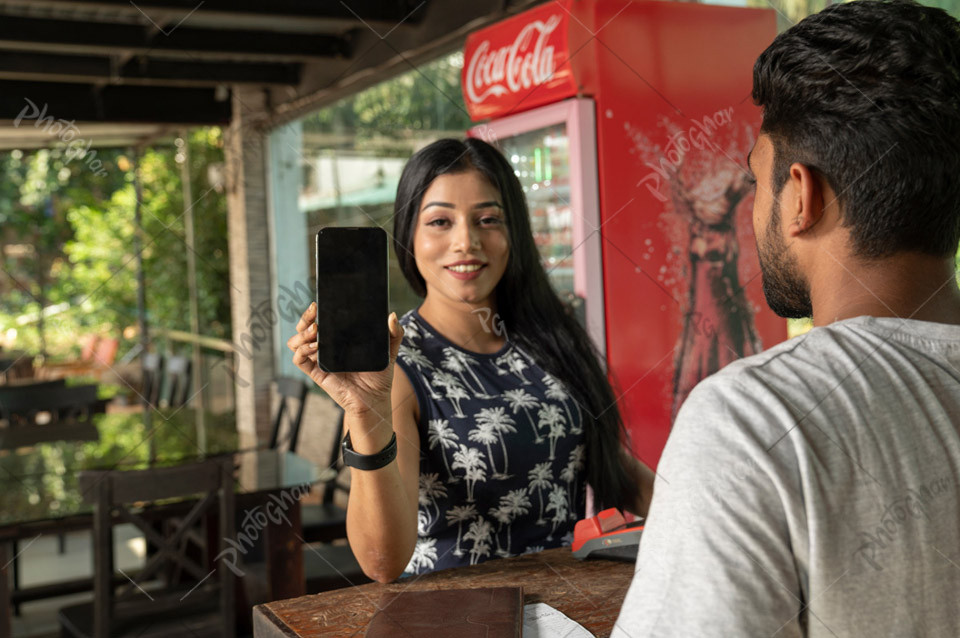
[253,547,635,637]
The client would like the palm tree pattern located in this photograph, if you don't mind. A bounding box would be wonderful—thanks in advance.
[394,310,588,575]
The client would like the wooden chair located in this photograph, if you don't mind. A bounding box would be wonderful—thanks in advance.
[267,378,368,592]
[267,379,347,543]
[302,406,371,592]
[139,353,191,409]
[300,406,349,544]
[79,335,99,362]
[58,458,236,638]
[93,338,119,369]
[268,377,308,453]
[162,355,192,408]
[1,380,101,614]
[0,351,35,382]
[0,377,65,391]
[141,352,164,407]
[0,383,101,450]
[39,337,119,381]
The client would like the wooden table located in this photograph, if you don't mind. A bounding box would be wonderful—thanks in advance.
[253,547,635,637]
[0,407,334,638]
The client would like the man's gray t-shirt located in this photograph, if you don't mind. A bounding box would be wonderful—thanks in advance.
[613,316,960,637]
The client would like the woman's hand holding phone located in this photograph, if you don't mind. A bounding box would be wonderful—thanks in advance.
[289,302,419,583]
[287,302,404,424]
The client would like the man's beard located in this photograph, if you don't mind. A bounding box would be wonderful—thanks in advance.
[757,199,813,319]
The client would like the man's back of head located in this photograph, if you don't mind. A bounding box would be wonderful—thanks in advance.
[748,0,960,325]
[614,2,960,637]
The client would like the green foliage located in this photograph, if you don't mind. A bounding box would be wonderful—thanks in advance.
[0,128,230,360]
[0,144,127,356]
[302,51,472,151]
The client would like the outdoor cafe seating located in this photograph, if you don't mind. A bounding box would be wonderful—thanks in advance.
[0,380,105,450]
[0,356,348,637]
[36,336,120,382]
[268,377,369,593]
[0,352,35,385]
[58,457,237,638]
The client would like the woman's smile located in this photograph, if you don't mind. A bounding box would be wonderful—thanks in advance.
[445,259,488,279]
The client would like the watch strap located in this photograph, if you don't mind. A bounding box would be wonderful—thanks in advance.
[341,431,397,471]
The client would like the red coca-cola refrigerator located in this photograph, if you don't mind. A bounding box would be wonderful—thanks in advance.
[464,0,787,468]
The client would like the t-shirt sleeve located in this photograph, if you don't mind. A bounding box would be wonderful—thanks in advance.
[612,375,804,638]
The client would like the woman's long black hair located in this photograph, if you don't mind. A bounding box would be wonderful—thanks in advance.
[393,137,637,511]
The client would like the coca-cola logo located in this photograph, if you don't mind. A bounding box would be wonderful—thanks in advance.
[465,14,563,105]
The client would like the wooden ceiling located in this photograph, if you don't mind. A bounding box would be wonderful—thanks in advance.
[0,0,543,149]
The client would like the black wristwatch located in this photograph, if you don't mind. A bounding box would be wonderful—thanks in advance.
[341,431,398,471]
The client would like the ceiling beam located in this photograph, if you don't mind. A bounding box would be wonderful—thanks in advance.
[0,15,351,61]
[0,81,231,124]
[0,122,177,151]
[2,0,429,24]
[0,51,301,87]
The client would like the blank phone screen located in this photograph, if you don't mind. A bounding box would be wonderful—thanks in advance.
[315,227,389,372]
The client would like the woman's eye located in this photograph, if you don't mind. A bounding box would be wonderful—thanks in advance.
[426,218,449,227]
[480,216,503,226]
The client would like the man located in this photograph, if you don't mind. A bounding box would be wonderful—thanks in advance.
[613,1,960,636]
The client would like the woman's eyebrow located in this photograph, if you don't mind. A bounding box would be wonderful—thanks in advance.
[472,201,503,210]
[421,200,503,211]
[421,201,455,210]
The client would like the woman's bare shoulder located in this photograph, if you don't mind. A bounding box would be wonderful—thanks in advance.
[392,363,421,428]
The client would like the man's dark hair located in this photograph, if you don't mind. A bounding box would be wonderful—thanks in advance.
[752,0,960,259]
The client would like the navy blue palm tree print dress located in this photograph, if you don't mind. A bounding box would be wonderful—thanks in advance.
[395,309,587,575]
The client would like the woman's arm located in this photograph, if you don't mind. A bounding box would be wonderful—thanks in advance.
[619,446,656,519]
[288,305,420,582]
[343,366,421,582]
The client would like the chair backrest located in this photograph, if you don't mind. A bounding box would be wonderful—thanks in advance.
[92,338,119,367]
[79,335,99,362]
[78,458,236,638]
[1,377,65,391]
[322,406,350,506]
[163,355,192,408]
[268,377,308,453]
[0,383,98,417]
[141,352,164,407]
[0,383,100,449]
[0,352,35,381]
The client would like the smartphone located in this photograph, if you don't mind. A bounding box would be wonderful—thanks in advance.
[315,227,389,372]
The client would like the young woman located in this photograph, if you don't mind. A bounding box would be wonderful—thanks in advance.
[288,138,654,582]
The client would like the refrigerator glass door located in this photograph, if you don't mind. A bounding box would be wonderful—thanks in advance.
[470,98,604,359]
[500,124,574,297]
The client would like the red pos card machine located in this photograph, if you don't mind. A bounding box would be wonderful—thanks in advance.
[572,508,644,562]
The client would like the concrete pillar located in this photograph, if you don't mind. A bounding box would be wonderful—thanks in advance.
[225,87,274,450]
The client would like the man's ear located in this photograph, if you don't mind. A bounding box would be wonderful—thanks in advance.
[785,162,825,238]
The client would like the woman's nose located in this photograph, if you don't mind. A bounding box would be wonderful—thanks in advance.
[451,221,480,251]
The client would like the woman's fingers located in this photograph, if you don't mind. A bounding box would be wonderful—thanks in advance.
[388,312,404,365]
[286,328,304,352]
[294,302,317,333]
[293,341,322,385]
[292,310,398,399]
[287,304,318,352]
[292,339,315,365]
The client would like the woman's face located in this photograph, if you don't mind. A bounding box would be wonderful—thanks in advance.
[412,169,510,307]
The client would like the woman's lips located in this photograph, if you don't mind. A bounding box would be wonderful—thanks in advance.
[445,264,486,280]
